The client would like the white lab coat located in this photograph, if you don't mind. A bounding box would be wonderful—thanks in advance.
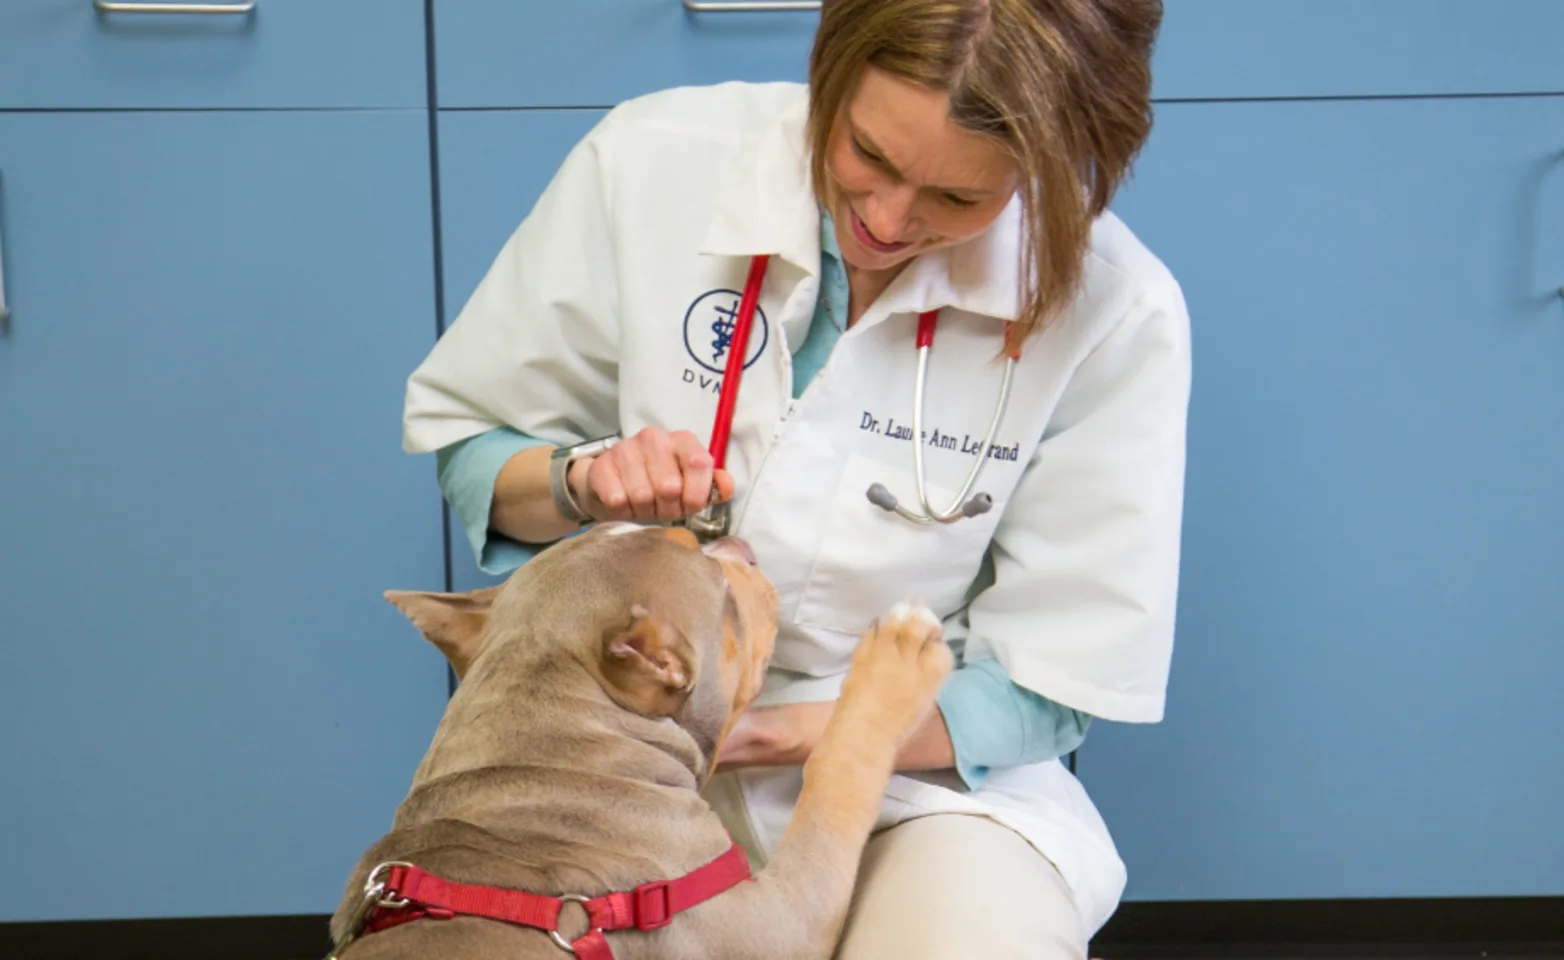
[402,81,1191,937]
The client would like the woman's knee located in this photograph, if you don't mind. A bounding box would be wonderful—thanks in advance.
[833,814,1087,960]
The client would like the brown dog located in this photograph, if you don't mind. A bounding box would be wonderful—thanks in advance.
[328,521,952,959]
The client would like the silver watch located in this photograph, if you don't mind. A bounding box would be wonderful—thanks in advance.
[548,434,620,526]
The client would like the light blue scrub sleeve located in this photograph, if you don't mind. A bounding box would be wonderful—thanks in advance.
[430,210,1095,789]
[936,659,1092,791]
[435,427,550,576]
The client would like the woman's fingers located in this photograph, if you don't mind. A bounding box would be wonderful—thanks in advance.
[575,426,739,525]
[671,431,718,516]
[640,428,688,522]
[578,456,629,522]
[712,467,736,505]
[611,441,661,521]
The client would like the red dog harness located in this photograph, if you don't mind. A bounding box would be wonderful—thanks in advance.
[328,842,751,959]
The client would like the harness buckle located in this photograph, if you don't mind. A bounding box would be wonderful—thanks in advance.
[367,860,415,908]
[323,861,415,959]
[633,880,674,930]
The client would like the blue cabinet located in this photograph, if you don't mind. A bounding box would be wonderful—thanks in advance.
[0,0,426,110]
[1081,95,1564,901]
[431,0,1564,109]
[0,109,449,921]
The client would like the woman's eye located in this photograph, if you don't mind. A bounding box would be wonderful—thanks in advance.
[851,138,883,164]
[943,193,979,208]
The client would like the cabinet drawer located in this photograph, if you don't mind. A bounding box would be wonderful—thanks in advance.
[434,0,817,108]
[0,0,426,109]
[1152,0,1564,100]
[435,0,1564,109]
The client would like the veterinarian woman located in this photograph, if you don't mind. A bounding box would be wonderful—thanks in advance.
[401,0,1186,955]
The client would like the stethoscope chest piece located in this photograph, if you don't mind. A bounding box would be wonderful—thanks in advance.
[681,496,732,542]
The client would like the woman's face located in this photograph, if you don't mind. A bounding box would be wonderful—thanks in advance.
[823,66,1020,275]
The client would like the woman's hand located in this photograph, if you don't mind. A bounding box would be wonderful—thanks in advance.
[715,703,835,771]
[715,700,957,773]
[570,426,736,524]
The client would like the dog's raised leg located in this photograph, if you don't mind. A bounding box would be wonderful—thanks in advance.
[635,602,953,960]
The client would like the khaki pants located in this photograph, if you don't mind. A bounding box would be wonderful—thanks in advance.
[703,773,1088,960]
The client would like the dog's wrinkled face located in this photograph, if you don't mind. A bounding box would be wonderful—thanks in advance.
[695,529,779,744]
[385,523,779,765]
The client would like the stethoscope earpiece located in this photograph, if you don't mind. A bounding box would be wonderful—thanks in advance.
[961,493,994,518]
[865,482,899,513]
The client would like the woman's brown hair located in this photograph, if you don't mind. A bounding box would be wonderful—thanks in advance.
[807,0,1163,354]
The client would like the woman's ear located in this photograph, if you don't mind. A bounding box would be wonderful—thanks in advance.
[384,586,503,679]
[599,604,699,718]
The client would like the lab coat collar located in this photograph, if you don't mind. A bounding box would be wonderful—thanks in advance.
[875,196,1023,325]
[699,90,1024,325]
[699,96,821,276]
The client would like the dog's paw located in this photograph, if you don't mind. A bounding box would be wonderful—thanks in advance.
[838,601,953,736]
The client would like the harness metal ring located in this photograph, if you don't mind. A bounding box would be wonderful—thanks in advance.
[549,894,596,954]
[365,860,415,909]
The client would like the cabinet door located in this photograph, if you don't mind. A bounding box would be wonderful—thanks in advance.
[0,109,447,921]
[1079,96,1564,901]
[0,0,426,110]
[435,109,608,594]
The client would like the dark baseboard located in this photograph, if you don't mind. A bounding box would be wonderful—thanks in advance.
[1091,897,1564,958]
[2,898,1560,959]
[0,913,332,960]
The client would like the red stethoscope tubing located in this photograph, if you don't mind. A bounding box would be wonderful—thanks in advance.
[707,255,771,470]
[707,254,942,470]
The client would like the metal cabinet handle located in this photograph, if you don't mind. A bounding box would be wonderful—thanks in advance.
[0,177,9,333]
[683,0,820,11]
[94,1,256,13]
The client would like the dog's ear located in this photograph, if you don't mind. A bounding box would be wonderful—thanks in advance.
[600,604,699,718]
[384,586,502,679]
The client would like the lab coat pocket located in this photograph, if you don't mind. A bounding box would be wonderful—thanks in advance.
[793,452,999,639]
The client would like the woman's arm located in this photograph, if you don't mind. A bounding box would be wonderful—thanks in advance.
[439,424,739,579]
[714,699,955,773]
[714,662,1090,783]
[488,428,735,541]
[489,445,586,545]
[436,428,554,576]
[935,659,1091,788]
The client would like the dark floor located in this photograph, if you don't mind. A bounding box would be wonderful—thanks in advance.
[2,904,1561,960]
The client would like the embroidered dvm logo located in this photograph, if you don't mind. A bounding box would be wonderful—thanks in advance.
[683,288,770,375]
